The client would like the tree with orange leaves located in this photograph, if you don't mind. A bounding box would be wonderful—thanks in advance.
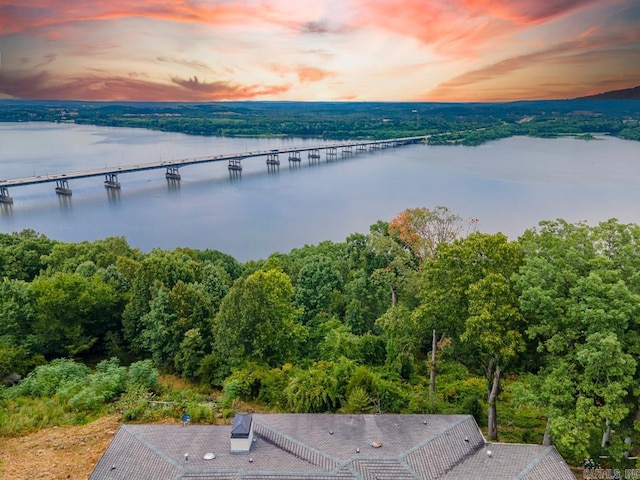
[388,206,477,261]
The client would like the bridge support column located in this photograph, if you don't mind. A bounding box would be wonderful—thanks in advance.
[326,146,337,161]
[165,167,181,180]
[308,149,320,163]
[266,153,280,166]
[228,159,242,180]
[0,186,13,204]
[55,179,72,196]
[104,173,121,189]
[342,146,353,156]
[356,144,367,153]
[288,151,301,163]
[228,159,243,172]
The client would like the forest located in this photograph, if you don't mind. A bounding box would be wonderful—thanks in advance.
[1,207,640,471]
[1,99,640,144]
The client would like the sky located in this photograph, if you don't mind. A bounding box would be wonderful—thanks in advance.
[0,0,639,102]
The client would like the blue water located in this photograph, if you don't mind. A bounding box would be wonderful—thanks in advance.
[2,122,640,261]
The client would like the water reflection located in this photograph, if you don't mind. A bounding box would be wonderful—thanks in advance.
[0,203,12,216]
[166,178,181,193]
[107,187,121,203]
[57,194,72,209]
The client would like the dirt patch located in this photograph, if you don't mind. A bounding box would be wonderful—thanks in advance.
[0,414,121,480]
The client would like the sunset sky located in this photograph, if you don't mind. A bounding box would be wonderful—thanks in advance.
[1,0,639,102]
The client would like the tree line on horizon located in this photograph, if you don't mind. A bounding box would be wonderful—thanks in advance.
[1,207,639,470]
[1,99,639,144]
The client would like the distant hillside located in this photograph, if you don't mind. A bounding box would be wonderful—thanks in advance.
[577,85,640,100]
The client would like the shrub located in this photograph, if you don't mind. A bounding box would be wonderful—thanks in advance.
[127,359,159,392]
[14,358,90,398]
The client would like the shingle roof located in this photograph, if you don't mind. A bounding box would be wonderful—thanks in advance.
[89,414,575,480]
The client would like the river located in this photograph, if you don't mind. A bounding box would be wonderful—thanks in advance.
[1,122,640,261]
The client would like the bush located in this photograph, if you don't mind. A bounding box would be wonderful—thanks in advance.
[127,360,159,392]
[13,358,90,398]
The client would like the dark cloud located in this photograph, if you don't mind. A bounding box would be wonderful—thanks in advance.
[0,70,291,101]
[298,20,349,34]
[157,56,214,73]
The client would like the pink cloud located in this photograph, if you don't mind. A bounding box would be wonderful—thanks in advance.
[0,0,275,36]
[269,64,335,83]
[425,26,640,100]
[349,0,603,56]
[0,70,291,101]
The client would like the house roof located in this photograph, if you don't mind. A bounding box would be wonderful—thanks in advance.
[89,413,575,480]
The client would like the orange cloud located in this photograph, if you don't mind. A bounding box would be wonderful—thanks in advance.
[0,70,291,101]
[426,26,640,100]
[268,64,335,83]
[296,66,334,83]
[461,0,600,24]
[0,0,275,36]
[350,0,602,56]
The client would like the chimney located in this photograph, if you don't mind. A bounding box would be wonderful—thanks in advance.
[230,413,254,454]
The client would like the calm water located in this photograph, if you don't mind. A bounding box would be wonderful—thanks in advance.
[1,122,640,261]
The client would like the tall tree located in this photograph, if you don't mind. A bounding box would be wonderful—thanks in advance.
[417,232,522,436]
[461,273,525,440]
[516,219,640,461]
[293,255,343,324]
[213,269,306,368]
[388,206,476,261]
[30,272,120,357]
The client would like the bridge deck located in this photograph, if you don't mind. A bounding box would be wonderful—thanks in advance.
[0,137,424,189]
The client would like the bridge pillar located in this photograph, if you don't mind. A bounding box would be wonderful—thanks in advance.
[266,153,280,166]
[288,151,301,163]
[356,144,367,153]
[326,146,337,161]
[228,158,243,172]
[165,167,181,180]
[104,173,121,189]
[308,149,320,163]
[0,186,13,204]
[342,145,353,156]
[55,179,72,196]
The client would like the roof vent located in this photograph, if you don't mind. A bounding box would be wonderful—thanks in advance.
[230,413,254,454]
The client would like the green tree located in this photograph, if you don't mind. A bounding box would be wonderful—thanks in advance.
[0,230,56,281]
[516,219,640,460]
[417,232,523,437]
[461,273,525,440]
[213,269,306,368]
[0,279,40,376]
[30,272,120,358]
[122,249,202,354]
[293,255,343,324]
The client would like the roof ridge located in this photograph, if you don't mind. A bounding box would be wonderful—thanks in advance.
[513,445,556,480]
[121,425,187,473]
[252,419,340,471]
[401,415,477,458]
[403,415,485,479]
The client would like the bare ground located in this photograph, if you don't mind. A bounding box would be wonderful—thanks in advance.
[0,414,122,480]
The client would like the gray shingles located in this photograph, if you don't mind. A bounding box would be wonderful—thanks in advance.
[520,447,577,480]
[90,426,182,480]
[404,416,484,479]
[89,414,575,480]
[443,444,575,480]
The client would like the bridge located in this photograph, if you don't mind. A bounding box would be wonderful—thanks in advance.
[0,136,426,204]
